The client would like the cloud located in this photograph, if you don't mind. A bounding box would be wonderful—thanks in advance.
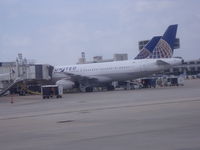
[0,0,200,65]
[1,35,32,47]
[134,0,174,13]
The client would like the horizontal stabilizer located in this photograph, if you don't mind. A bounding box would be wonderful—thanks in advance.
[156,60,170,66]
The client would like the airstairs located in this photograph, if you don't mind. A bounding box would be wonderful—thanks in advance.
[0,79,23,96]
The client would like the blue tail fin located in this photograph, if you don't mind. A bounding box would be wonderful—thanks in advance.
[162,24,178,49]
[135,36,161,59]
[149,24,178,58]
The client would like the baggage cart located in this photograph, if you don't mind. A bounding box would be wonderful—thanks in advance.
[41,85,63,99]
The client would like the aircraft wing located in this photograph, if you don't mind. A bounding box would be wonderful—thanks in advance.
[62,72,95,80]
[62,72,110,83]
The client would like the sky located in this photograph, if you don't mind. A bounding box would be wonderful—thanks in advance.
[0,0,200,65]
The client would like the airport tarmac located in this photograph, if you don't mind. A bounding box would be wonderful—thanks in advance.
[0,79,200,150]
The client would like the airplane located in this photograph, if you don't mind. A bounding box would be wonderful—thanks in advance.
[53,25,182,92]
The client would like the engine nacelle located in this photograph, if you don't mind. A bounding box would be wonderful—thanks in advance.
[56,79,75,89]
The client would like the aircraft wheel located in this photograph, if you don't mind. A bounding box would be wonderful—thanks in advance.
[107,85,115,91]
[85,87,93,92]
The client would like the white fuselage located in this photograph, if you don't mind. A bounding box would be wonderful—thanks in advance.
[53,58,182,84]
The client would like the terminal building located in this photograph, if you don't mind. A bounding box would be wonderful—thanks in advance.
[165,59,200,76]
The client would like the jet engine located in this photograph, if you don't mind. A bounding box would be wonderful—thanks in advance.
[56,79,75,89]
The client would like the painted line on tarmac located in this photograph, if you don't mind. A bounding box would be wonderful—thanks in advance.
[0,96,200,120]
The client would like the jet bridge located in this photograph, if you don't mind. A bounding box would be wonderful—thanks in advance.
[0,54,54,96]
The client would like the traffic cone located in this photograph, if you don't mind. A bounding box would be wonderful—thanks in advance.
[10,96,14,104]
